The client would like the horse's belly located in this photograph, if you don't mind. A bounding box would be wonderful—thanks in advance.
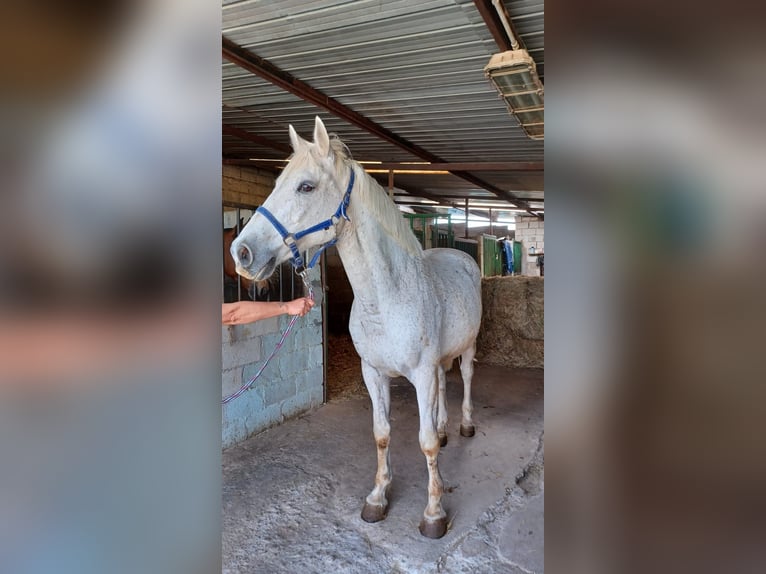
[438,306,481,358]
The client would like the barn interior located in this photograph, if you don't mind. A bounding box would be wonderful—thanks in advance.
[221,1,544,571]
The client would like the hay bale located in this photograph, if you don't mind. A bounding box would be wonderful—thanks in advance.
[477,276,544,368]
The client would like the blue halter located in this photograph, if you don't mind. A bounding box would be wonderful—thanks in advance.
[256,169,355,272]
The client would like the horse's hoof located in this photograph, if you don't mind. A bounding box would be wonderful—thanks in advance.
[361,502,388,523]
[419,516,448,539]
[460,424,475,437]
[439,434,448,447]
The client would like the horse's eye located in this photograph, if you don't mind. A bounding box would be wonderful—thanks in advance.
[297,182,315,193]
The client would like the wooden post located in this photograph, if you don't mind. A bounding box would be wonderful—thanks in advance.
[388,170,394,199]
[478,234,485,277]
[236,207,242,301]
[464,198,469,238]
[489,208,493,236]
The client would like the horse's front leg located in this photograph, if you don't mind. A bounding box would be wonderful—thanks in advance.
[360,360,392,523]
[414,365,448,539]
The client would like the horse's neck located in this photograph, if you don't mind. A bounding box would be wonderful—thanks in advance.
[335,177,421,308]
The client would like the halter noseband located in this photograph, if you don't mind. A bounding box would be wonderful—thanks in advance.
[255,168,355,273]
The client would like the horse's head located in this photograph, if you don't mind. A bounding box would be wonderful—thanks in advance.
[231,116,350,280]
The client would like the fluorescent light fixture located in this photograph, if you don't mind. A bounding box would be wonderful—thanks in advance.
[484,49,544,140]
[465,204,541,211]
[365,169,451,175]
[437,217,515,230]
[396,199,439,205]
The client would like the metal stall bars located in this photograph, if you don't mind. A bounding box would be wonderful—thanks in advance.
[224,204,308,302]
[454,237,479,264]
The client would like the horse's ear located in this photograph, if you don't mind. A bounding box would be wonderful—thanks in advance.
[313,116,331,157]
[288,124,305,151]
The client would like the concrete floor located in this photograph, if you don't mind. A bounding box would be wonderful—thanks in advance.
[222,365,544,574]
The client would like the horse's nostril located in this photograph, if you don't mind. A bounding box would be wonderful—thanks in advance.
[238,244,253,267]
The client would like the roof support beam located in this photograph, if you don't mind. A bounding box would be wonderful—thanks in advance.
[222,36,535,213]
[473,0,514,52]
[223,37,437,160]
[395,193,542,202]
[222,157,541,173]
[366,161,542,172]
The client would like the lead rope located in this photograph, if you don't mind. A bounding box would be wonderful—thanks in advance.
[222,270,315,405]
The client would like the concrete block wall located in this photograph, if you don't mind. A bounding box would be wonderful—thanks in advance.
[222,164,275,206]
[222,294,324,449]
[514,215,545,276]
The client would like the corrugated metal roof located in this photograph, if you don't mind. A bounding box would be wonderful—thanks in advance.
[222,0,544,208]
[506,0,544,79]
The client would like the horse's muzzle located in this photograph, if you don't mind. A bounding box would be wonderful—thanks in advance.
[252,256,277,281]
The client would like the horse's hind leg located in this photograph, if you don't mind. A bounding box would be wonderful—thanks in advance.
[360,361,392,523]
[437,365,448,447]
[414,365,448,539]
[459,342,476,437]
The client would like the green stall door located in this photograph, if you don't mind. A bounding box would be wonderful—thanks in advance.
[482,235,502,277]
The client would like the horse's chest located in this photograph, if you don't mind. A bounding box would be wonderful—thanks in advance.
[349,310,388,349]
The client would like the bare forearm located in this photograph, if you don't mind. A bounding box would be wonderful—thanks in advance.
[222,298,314,325]
[222,301,288,325]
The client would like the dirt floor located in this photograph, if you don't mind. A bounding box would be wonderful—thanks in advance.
[223,357,544,573]
[325,334,367,401]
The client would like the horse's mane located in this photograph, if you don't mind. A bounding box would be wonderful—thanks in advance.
[329,137,423,258]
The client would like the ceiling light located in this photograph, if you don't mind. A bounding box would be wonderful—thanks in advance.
[365,169,451,175]
[485,49,544,140]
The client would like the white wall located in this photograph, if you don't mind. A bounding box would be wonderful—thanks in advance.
[514,215,545,276]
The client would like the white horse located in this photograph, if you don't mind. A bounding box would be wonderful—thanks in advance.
[231,117,482,539]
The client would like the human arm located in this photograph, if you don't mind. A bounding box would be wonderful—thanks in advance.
[222,297,314,325]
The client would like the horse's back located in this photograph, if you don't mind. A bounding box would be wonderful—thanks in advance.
[424,247,481,293]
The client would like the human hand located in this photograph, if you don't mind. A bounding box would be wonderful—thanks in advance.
[283,297,314,317]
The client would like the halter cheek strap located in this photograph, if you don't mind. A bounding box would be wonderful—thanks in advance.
[256,169,355,272]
